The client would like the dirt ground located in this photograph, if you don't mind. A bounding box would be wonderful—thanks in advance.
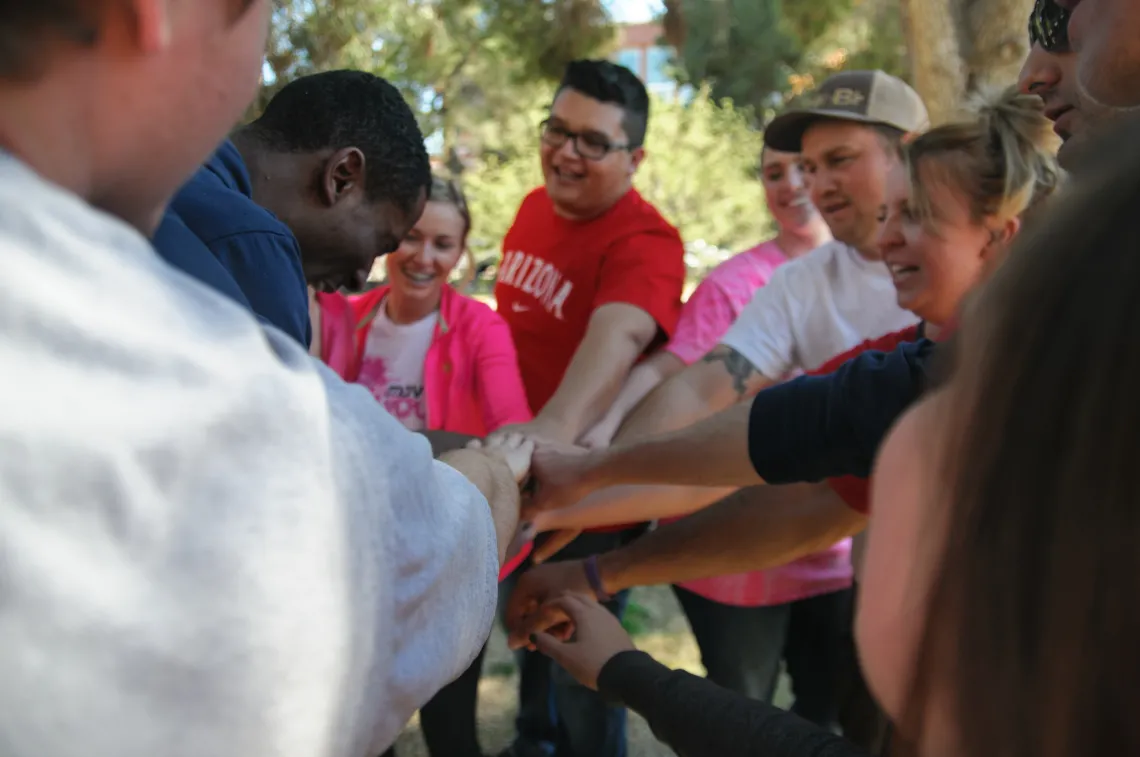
[392,585,792,756]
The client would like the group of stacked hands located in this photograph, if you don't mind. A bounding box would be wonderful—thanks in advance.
[3,0,1139,757]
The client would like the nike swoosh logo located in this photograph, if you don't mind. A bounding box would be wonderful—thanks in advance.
[511,303,530,313]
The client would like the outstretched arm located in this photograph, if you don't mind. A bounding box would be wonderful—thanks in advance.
[506,483,865,647]
[612,344,774,442]
[502,303,659,444]
[578,350,684,448]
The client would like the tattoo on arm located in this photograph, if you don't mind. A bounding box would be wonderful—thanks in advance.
[701,346,761,398]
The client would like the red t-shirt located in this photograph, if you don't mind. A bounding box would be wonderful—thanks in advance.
[495,187,686,412]
[813,324,923,515]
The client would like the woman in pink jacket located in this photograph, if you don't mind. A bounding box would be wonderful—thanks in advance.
[315,178,532,438]
[314,177,531,757]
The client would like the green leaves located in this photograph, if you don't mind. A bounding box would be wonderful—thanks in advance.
[665,0,910,125]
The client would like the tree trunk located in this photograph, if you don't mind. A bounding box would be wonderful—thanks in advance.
[900,0,1033,126]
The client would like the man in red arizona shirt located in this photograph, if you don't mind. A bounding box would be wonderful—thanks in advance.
[491,59,686,757]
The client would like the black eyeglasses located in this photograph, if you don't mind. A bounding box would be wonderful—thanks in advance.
[539,119,633,161]
[1029,0,1071,53]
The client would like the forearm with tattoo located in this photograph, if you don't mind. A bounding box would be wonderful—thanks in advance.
[701,345,764,399]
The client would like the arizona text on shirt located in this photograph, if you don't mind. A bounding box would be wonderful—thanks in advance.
[497,249,574,319]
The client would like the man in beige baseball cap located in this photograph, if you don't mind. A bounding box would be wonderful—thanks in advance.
[766,70,930,152]
[761,70,928,271]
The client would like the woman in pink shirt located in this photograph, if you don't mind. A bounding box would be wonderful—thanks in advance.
[315,178,532,438]
[580,148,853,725]
[313,177,531,757]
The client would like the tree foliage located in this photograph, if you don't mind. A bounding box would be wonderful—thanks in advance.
[665,0,909,125]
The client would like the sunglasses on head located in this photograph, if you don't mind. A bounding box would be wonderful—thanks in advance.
[1029,0,1071,53]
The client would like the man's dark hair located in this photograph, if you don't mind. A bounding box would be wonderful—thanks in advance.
[0,3,99,79]
[246,70,431,216]
[0,1,256,81]
[872,123,907,158]
[557,60,650,148]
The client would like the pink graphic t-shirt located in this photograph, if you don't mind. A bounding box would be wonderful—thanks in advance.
[663,240,853,607]
[356,302,438,431]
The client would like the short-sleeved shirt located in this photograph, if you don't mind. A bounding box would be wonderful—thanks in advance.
[152,210,253,313]
[720,240,918,378]
[664,241,787,364]
[658,240,853,607]
[495,187,686,412]
[166,140,311,346]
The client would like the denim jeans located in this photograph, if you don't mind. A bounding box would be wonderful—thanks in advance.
[499,528,644,757]
[671,585,854,728]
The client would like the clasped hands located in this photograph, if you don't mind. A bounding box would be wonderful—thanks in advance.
[468,422,629,669]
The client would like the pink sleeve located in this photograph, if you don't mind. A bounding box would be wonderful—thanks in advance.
[317,293,359,380]
[664,276,740,366]
[474,311,534,432]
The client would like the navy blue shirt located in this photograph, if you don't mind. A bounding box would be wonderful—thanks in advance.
[152,211,253,311]
[747,339,936,483]
[159,140,310,346]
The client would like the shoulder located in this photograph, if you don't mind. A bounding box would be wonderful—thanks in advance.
[172,170,294,250]
[768,240,846,288]
[348,285,389,324]
[444,289,509,332]
[513,187,553,220]
[616,190,682,243]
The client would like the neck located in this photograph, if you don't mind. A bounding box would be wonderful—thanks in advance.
[773,219,830,259]
[231,130,312,216]
[385,286,442,325]
[854,240,882,261]
[0,74,162,234]
[552,183,630,222]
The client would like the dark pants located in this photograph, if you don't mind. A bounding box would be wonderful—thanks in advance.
[380,645,488,757]
[672,585,852,728]
[499,528,644,757]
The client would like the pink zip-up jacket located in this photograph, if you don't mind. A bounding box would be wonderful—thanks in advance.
[318,285,533,436]
[316,285,534,578]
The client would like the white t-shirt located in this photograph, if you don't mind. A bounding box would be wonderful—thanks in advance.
[719,240,918,376]
[0,154,498,757]
[357,303,438,431]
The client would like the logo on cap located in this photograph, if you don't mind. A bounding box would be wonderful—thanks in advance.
[800,87,868,112]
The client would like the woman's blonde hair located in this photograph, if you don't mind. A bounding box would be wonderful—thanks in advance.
[427,175,479,289]
[906,86,1063,229]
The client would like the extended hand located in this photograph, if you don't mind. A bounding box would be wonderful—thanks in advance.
[470,431,535,484]
[528,440,603,514]
[531,594,636,691]
[505,558,592,649]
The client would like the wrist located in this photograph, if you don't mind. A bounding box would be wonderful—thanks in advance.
[531,410,580,444]
[594,550,628,597]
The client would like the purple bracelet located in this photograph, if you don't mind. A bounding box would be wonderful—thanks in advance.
[583,555,611,603]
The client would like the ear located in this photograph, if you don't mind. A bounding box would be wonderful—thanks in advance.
[131,0,173,53]
[983,216,1021,259]
[320,147,366,207]
[628,146,646,175]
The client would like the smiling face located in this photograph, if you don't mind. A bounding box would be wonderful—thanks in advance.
[877,162,992,325]
[800,121,899,258]
[541,88,644,220]
[384,199,467,309]
[760,148,820,233]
